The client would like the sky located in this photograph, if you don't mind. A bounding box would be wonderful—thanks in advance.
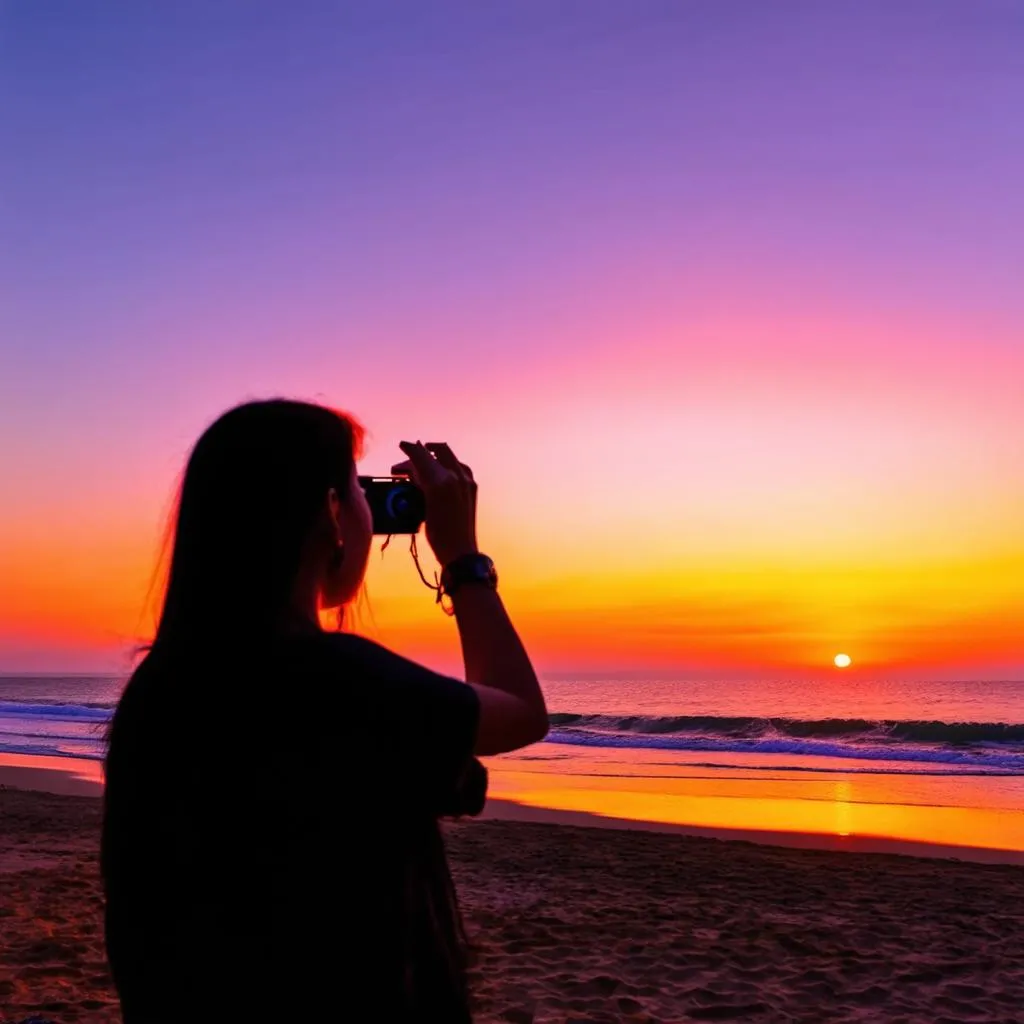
[1,0,1023,677]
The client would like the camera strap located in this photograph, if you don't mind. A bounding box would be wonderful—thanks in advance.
[379,534,454,615]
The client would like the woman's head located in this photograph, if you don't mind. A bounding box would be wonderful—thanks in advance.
[153,399,372,648]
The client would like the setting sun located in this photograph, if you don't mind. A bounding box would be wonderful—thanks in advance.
[834,653,852,669]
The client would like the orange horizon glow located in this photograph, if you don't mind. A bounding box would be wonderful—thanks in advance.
[6,539,1021,678]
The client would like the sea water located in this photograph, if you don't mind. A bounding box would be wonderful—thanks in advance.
[2,674,1022,852]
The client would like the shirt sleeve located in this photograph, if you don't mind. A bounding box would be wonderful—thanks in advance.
[325,634,488,818]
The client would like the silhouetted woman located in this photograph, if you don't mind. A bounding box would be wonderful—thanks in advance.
[101,400,548,1023]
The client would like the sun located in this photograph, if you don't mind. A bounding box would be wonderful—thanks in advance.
[834,653,852,669]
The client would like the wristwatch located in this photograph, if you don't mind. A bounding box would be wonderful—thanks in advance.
[440,553,498,597]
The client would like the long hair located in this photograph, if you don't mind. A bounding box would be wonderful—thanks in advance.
[105,399,364,756]
[152,398,364,649]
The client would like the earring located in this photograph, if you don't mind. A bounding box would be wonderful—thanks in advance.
[329,544,345,571]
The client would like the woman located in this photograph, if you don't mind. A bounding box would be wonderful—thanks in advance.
[101,399,548,1023]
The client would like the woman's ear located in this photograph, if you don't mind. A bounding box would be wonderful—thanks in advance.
[327,487,343,542]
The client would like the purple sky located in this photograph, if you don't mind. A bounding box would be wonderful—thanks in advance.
[2,1,1023,673]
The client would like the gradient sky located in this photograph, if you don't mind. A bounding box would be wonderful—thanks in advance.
[2,0,1023,676]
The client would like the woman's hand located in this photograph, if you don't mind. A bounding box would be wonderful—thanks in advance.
[393,441,548,754]
[391,441,479,567]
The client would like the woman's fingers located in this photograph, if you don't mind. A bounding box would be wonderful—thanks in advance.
[394,441,479,566]
[397,441,442,488]
[426,442,474,480]
[392,441,473,489]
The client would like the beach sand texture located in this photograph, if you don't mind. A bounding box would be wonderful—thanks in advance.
[1,788,1023,1023]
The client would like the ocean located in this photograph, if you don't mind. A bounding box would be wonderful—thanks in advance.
[2,674,1023,853]
[542,676,1024,775]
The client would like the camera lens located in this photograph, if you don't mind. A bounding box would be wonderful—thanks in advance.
[385,486,412,519]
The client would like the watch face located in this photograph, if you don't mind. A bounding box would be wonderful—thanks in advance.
[443,555,497,592]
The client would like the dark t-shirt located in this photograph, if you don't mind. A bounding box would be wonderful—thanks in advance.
[101,632,487,1023]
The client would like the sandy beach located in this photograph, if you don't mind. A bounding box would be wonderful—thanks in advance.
[2,787,1023,1023]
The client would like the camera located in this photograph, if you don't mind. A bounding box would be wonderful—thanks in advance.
[358,476,426,535]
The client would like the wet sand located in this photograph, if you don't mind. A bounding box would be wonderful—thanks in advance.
[2,787,1023,1023]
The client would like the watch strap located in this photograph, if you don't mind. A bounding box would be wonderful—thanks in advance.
[440,553,498,596]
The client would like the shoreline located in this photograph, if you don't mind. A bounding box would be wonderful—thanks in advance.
[481,796,1024,866]
[2,751,1021,866]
